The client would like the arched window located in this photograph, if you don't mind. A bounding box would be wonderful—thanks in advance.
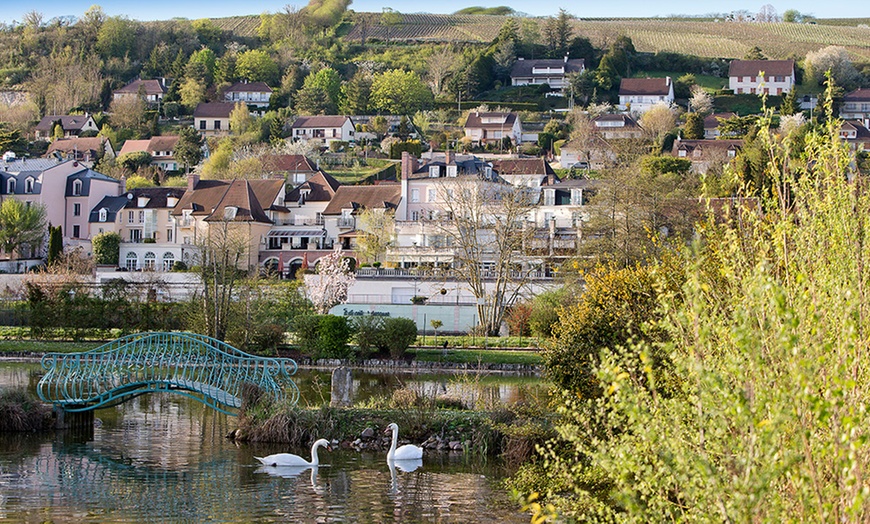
[72,179,82,196]
[125,252,138,271]
[6,178,14,194]
[162,252,175,271]
[98,208,107,222]
[143,251,156,270]
[24,177,34,193]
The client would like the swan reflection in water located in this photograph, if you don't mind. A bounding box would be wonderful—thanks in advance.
[387,457,423,493]
[255,465,326,493]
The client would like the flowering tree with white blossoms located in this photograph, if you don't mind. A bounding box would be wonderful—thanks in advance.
[306,250,356,314]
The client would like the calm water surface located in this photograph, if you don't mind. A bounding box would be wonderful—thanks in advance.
[0,362,533,523]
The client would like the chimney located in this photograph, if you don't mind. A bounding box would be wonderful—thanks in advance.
[446,150,455,165]
[400,151,418,180]
[187,173,200,191]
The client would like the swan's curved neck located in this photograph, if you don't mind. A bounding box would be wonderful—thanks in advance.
[310,443,320,466]
[388,429,398,458]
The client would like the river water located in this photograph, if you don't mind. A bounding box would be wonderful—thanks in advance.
[0,362,539,523]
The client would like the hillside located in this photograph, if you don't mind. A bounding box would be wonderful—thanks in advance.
[208,13,870,60]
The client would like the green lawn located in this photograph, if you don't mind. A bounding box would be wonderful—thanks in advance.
[0,340,98,354]
[409,348,542,366]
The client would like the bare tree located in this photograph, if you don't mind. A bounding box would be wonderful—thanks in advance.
[109,95,147,130]
[689,85,714,115]
[427,46,457,96]
[430,176,537,335]
[190,220,251,341]
[28,47,103,114]
[756,4,780,23]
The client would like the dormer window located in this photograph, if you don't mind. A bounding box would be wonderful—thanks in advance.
[6,178,14,194]
[99,208,107,222]
[678,150,687,157]
[25,177,34,193]
[224,206,238,220]
[72,179,82,196]
[429,166,440,178]
[447,165,458,177]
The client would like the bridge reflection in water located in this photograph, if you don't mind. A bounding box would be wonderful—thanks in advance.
[37,332,299,416]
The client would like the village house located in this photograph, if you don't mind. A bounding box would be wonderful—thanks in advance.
[171,174,287,270]
[193,102,234,137]
[558,135,617,170]
[34,114,99,141]
[113,79,168,105]
[463,112,523,146]
[118,136,181,172]
[618,77,674,114]
[45,137,116,165]
[89,187,187,271]
[223,80,273,109]
[591,114,644,139]
[728,59,795,95]
[510,57,585,89]
[260,154,321,185]
[261,170,341,277]
[839,120,870,151]
[321,183,402,253]
[289,116,355,144]
[672,138,743,174]
[704,112,737,139]
[840,89,870,129]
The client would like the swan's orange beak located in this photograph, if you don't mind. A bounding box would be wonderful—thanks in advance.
[384,426,392,435]
[327,444,333,452]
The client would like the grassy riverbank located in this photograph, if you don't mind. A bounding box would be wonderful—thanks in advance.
[0,339,544,366]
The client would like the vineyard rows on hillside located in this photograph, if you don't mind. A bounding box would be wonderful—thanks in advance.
[198,13,870,60]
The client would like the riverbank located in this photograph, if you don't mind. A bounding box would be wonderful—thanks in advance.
[0,339,544,372]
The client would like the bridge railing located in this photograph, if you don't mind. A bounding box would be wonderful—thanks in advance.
[38,332,299,415]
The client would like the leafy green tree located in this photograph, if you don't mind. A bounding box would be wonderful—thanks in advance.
[533,88,870,522]
[175,126,205,173]
[96,16,137,58]
[0,199,47,258]
[92,232,121,265]
[294,68,340,115]
[236,49,279,85]
[780,88,799,115]
[186,48,217,85]
[118,151,154,172]
[179,77,206,110]
[542,9,573,58]
[371,70,434,115]
[339,72,372,115]
[215,50,238,84]
[683,111,704,139]
[745,45,766,60]
[0,126,27,154]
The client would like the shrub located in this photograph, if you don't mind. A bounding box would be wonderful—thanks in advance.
[249,323,285,354]
[292,314,321,356]
[0,390,53,432]
[317,315,352,359]
[377,317,417,358]
[352,315,384,358]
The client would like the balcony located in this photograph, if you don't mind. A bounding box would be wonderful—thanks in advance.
[337,217,355,228]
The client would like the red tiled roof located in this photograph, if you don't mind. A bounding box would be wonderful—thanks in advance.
[844,89,870,102]
[115,79,167,96]
[286,171,341,203]
[225,81,272,93]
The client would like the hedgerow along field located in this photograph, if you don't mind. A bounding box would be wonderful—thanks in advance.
[208,13,870,61]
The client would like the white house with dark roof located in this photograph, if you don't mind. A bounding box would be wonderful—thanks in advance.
[672,138,743,174]
[290,116,355,144]
[463,112,523,145]
[510,57,585,89]
[224,81,273,108]
[728,60,795,95]
[34,114,98,141]
[591,114,643,139]
[113,79,168,104]
[618,77,674,113]
[193,102,235,137]
[841,89,870,128]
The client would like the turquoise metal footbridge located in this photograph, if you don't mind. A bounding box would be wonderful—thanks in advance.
[37,332,299,416]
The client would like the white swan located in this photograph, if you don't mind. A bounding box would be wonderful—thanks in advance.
[254,438,332,467]
[385,423,424,461]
